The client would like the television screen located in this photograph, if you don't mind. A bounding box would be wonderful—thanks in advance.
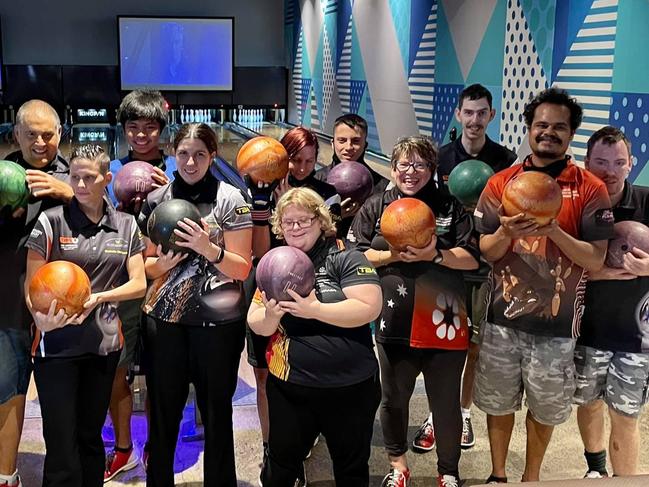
[118,17,233,91]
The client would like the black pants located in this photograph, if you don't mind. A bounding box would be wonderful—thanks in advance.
[34,351,120,487]
[377,343,466,477]
[144,317,245,487]
[262,373,381,487]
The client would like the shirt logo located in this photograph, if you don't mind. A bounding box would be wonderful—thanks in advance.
[59,236,78,244]
[235,206,251,215]
[595,208,615,226]
[30,228,42,239]
[356,266,377,275]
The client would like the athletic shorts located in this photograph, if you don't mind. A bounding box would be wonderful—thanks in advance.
[0,328,32,404]
[465,280,488,345]
[574,344,649,418]
[245,323,270,368]
[474,322,576,426]
[117,298,143,369]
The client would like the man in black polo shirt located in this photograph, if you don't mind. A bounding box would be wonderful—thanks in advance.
[0,100,71,487]
[575,126,649,478]
[315,114,390,237]
[414,84,517,453]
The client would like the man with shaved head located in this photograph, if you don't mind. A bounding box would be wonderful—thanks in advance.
[0,100,72,487]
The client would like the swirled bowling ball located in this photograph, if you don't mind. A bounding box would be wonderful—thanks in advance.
[380,198,436,251]
[501,171,562,225]
[29,261,91,316]
[113,161,157,207]
[236,136,289,184]
[0,160,29,210]
[147,199,202,253]
[326,161,374,204]
[256,246,315,302]
[606,220,649,268]
[447,159,494,207]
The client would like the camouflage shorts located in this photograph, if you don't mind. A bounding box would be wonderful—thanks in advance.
[574,345,649,418]
[474,322,576,426]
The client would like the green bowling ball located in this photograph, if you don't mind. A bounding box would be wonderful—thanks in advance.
[447,159,494,207]
[0,160,29,210]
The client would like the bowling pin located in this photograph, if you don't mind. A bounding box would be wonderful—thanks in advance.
[181,109,185,124]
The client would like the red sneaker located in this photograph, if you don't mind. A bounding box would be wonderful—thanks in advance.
[104,447,139,482]
[381,468,410,487]
[0,474,22,487]
[412,417,435,452]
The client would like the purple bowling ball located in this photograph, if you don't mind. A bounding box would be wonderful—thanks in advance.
[113,161,157,206]
[327,161,374,204]
[256,246,316,302]
[606,220,649,268]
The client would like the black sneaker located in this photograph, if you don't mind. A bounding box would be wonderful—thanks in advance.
[584,470,608,479]
[460,416,475,449]
[412,418,435,452]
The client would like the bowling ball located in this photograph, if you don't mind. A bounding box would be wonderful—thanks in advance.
[113,161,157,207]
[447,159,494,207]
[0,160,29,210]
[326,161,374,204]
[606,220,649,268]
[29,261,91,316]
[256,246,316,302]
[236,136,289,184]
[147,199,202,253]
[501,171,562,225]
[380,198,436,251]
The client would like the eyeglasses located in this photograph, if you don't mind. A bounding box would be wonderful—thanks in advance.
[280,216,317,230]
[394,161,431,173]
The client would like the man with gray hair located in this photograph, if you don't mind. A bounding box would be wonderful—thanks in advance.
[0,99,72,487]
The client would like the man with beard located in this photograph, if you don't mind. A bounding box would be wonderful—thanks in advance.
[473,88,614,483]
[1,100,72,487]
[575,126,649,478]
[413,84,517,454]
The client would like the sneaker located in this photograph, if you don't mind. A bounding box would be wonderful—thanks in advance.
[104,447,140,482]
[412,418,435,452]
[460,416,475,449]
[381,468,410,487]
[437,474,460,487]
[0,474,22,487]
[584,470,608,479]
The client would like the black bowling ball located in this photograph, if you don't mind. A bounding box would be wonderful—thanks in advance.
[147,199,202,253]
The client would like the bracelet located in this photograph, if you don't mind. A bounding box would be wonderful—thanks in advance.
[211,245,225,264]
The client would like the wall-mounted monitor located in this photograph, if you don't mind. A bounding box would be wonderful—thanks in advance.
[118,16,234,91]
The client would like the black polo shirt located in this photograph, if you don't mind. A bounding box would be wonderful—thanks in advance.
[1,150,70,330]
[138,175,253,326]
[579,182,649,352]
[436,135,517,189]
[348,184,479,350]
[25,198,145,358]
[254,237,380,387]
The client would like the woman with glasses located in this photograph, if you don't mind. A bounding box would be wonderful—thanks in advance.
[348,136,479,487]
[247,187,382,487]
[137,123,253,486]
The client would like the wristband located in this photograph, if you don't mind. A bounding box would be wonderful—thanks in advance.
[211,246,225,264]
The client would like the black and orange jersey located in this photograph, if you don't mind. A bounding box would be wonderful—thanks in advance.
[253,237,380,387]
[25,198,145,357]
[348,184,478,350]
[474,156,614,338]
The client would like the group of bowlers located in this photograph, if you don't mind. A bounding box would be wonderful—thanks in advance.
[0,82,647,487]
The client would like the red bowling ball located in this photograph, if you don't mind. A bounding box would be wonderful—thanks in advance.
[256,246,315,302]
[29,261,92,316]
[502,171,562,226]
[380,198,436,251]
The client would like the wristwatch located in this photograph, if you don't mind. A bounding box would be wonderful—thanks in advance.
[432,249,444,265]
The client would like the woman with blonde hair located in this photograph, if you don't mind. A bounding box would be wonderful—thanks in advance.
[248,187,382,486]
